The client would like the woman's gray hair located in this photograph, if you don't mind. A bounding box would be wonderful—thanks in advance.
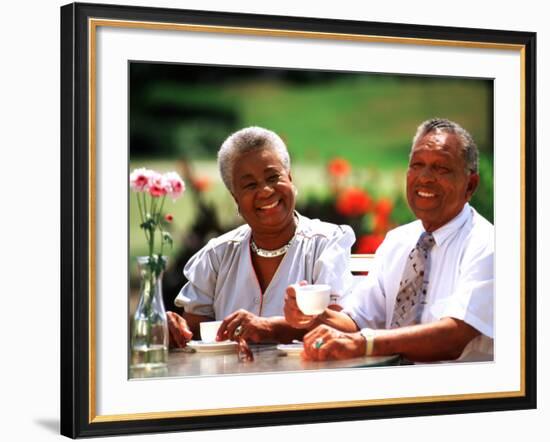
[411,118,479,173]
[218,126,291,192]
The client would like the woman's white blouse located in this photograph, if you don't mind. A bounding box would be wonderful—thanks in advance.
[174,213,355,319]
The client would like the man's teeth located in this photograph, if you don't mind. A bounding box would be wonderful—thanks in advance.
[260,200,279,209]
[417,191,435,198]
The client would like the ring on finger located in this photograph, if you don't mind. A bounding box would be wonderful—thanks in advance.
[313,337,324,349]
[234,325,244,337]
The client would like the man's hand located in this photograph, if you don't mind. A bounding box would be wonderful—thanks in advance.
[167,311,193,348]
[302,324,366,361]
[217,309,274,343]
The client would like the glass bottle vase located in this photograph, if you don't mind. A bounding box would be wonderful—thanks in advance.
[130,256,169,369]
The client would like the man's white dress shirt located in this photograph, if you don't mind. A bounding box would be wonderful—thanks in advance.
[343,204,494,361]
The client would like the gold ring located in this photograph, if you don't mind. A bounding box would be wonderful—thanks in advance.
[234,325,244,337]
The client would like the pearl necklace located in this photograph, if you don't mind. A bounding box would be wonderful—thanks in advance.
[250,232,297,258]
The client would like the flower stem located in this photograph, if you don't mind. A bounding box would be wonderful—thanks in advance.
[150,196,158,260]
[136,193,146,240]
[136,193,144,223]
[140,192,150,243]
[151,195,157,219]
[157,195,167,256]
[142,191,148,217]
[149,223,155,258]
[158,195,166,223]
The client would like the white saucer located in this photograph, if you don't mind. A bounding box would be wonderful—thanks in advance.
[276,343,304,356]
[187,340,238,353]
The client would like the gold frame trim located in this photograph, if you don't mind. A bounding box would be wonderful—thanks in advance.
[87,18,527,423]
[90,18,525,50]
[91,390,523,423]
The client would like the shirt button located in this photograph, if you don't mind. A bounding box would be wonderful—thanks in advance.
[254,298,260,304]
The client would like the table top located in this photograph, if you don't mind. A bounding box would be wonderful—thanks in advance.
[130,343,400,379]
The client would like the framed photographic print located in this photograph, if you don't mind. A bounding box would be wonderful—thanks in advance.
[60,1,536,438]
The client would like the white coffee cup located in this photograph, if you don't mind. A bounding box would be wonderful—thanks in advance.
[200,320,223,343]
[295,284,331,315]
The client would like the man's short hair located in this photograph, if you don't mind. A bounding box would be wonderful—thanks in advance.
[218,126,291,193]
[411,118,479,173]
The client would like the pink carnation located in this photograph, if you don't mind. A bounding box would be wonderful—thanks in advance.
[147,171,169,198]
[129,168,151,192]
[163,171,186,200]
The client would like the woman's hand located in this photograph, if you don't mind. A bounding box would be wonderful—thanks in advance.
[284,282,321,329]
[302,324,366,361]
[217,309,274,343]
[167,311,193,348]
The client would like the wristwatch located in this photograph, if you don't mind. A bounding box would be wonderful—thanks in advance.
[359,328,377,356]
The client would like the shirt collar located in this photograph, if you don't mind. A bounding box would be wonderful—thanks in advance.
[429,203,472,247]
[294,211,305,234]
[244,211,302,240]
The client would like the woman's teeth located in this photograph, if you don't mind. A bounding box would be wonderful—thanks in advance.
[260,200,279,209]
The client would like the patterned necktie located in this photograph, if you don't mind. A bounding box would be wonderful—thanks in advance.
[390,231,435,328]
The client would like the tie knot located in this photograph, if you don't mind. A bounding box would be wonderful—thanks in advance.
[418,232,435,252]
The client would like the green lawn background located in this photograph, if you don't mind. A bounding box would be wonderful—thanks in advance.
[130,67,493,273]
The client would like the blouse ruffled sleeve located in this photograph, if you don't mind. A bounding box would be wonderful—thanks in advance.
[173,241,220,317]
[312,224,356,300]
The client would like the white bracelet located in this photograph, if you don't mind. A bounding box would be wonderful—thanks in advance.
[359,328,377,356]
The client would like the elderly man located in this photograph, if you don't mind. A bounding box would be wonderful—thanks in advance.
[285,118,493,363]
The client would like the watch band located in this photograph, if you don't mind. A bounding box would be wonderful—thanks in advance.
[360,328,377,356]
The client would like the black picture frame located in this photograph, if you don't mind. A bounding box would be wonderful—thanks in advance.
[60,2,537,438]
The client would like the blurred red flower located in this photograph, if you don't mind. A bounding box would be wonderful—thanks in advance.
[372,198,394,233]
[374,198,393,216]
[355,234,385,254]
[193,176,211,192]
[327,158,351,177]
[373,213,390,233]
[164,214,174,223]
[335,187,371,217]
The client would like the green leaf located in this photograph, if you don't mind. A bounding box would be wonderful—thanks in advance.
[140,217,157,230]
[162,231,173,247]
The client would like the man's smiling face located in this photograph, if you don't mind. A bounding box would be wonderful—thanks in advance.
[406,130,479,232]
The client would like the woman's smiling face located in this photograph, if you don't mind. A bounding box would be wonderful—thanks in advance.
[231,148,296,236]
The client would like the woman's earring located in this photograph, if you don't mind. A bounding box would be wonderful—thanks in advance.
[293,186,298,197]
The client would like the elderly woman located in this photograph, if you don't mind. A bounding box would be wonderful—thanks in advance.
[167,126,355,347]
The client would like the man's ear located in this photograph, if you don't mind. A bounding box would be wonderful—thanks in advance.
[466,173,480,200]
